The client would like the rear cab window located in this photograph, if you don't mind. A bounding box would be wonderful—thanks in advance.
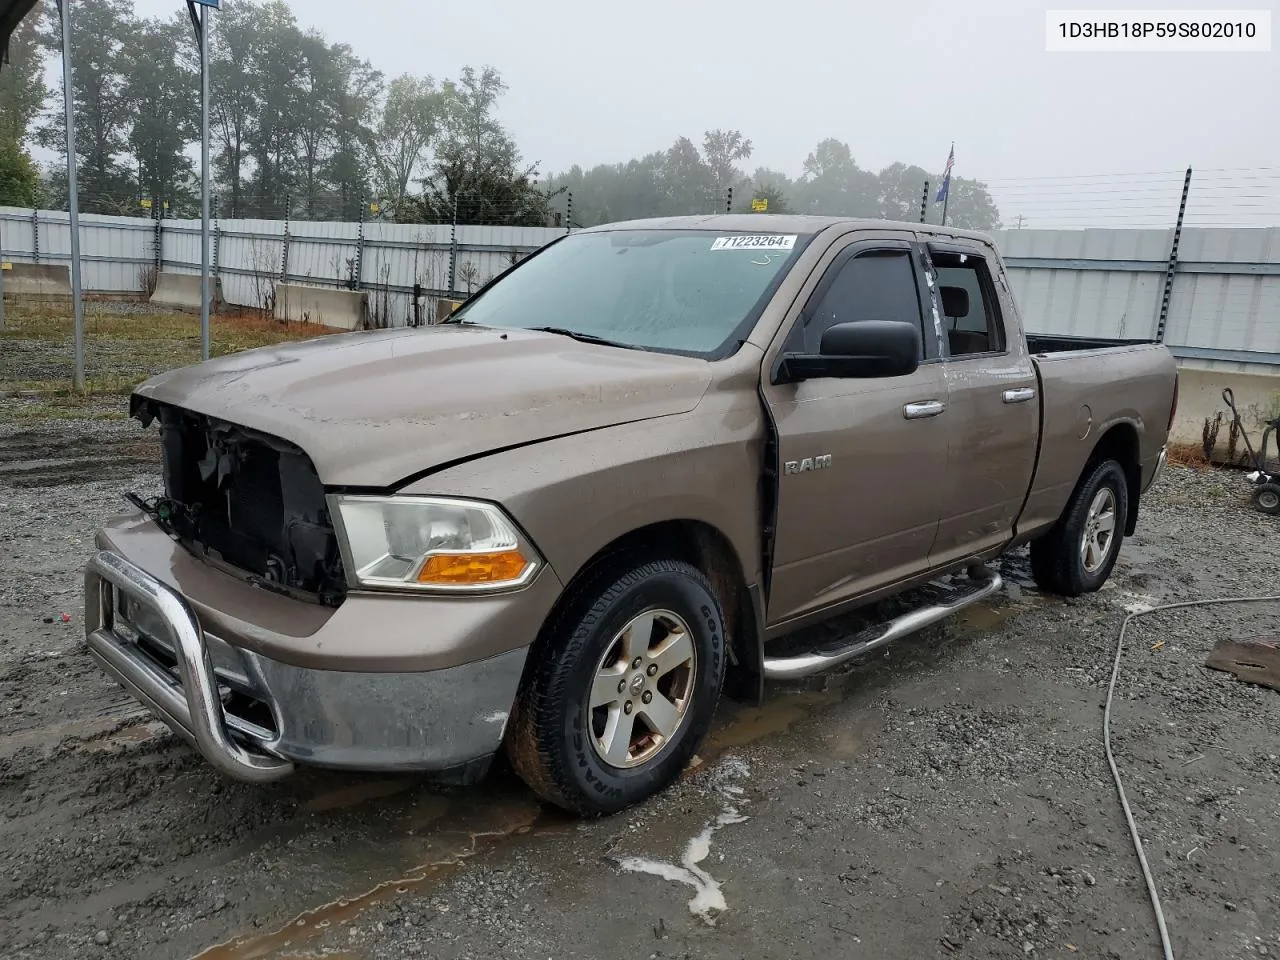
[928,245,1007,358]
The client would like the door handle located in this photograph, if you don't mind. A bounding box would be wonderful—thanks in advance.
[903,400,946,420]
[1003,387,1036,404]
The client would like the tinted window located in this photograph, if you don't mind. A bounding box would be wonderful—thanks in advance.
[449,229,807,356]
[797,251,924,356]
[934,256,1005,357]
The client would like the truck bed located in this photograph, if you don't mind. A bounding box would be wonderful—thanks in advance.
[1027,333,1158,355]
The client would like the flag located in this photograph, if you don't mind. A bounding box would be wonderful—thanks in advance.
[935,143,954,204]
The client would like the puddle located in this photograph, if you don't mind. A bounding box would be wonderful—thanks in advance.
[301,779,421,814]
[192,577,1049,958]
[191,794,545,960]
[617,759,752,925]
[0,710,150,760]
[704,689,843,752]
[83,720,169,754]
[955,602,1012,634]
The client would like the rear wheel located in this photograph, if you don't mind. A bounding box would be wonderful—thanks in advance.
[506,558,725,815]
[1030,458,1129,597]
[1253,482,1280,515]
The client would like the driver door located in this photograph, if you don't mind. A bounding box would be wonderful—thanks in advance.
[762,234,949,626]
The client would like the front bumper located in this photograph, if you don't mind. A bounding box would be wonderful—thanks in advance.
[84,550,531,782]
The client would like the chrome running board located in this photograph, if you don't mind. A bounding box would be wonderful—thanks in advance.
[762,571,1004,680]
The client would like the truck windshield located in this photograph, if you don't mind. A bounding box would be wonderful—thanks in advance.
[448,229,810,357]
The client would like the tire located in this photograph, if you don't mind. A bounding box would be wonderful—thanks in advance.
[506,558,726,816]
[1253,482,1280,515]
[1029,458,1130,597]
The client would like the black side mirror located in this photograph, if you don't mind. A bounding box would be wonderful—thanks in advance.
[774,320,921,384]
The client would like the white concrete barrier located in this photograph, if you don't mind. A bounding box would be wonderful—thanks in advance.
[1171,363,1280,467]
[3,262,72,298]
[150,271,222,312]
[274,283,367,331]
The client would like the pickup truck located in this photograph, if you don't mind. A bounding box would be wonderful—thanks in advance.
[84,215,1178,815]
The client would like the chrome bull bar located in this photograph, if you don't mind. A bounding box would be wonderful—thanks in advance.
[83,550,294,783]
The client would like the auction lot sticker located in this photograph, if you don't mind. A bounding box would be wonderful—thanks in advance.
[711,235,797,251]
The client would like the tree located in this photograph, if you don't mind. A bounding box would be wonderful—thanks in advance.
[792,139,878,216]
[37,0,137,213]
[702,128,752,204]
[660,136,715,214]
[0,9,46,206]
[743,169,794,215]
[324,49,382,221]
[410,66,552,227]
[372,74,440,219]
[211,0,262,216]
[243,0,307,218]
[123,14,198,215]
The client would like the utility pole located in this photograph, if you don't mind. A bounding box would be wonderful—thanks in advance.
[1013,214,1026,229]
[188,0,218,362]
[54,0,86,391]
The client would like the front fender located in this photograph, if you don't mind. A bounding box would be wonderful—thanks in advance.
[399,397,767,590]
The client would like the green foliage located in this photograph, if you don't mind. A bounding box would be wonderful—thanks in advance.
[0,9,45,145]
[404,67,554,227]
[546,134,1002,230]
[0,8,44,207]
[373,74,441,219]
[0,138,42,206]
[8,0,1000,231]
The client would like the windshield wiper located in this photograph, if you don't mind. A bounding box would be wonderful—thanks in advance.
[527,326,635,349]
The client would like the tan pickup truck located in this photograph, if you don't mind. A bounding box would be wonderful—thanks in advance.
[84,215,1178,814]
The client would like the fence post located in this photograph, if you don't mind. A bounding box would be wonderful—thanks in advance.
[152,201,162,275]
[448,193,458,296]
[353,194,366,291]
[279,193,291,281]
[1155,166,1193,344]
[919,180,929,223]
[211,194,221,309]
[565,191,572,235]
[30,208,39,264]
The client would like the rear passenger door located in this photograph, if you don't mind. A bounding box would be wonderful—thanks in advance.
[922,239,1039,567]
[762,235,950,626]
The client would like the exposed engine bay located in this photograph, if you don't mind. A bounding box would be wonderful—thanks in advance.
[130,397,347,606]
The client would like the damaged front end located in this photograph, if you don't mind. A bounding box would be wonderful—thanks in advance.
[130,397,347,607]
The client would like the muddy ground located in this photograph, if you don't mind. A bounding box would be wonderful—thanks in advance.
[1,416,1278,960]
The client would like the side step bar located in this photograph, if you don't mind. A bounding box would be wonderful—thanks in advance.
[762,571,1004,680]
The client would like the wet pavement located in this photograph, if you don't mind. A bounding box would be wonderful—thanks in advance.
[2,419,1279,959]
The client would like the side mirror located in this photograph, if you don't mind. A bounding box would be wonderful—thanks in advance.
[774,320,921,384]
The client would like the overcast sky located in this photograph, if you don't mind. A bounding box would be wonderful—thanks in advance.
[123,0,1278,227]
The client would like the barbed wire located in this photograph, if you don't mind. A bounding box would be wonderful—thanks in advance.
[18,167,1280,231]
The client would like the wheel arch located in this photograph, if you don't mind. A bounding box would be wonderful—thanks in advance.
[524,518,761,705]
[1086,421,1142,534]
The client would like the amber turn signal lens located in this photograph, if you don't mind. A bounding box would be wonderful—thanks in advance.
[416,550,530,585]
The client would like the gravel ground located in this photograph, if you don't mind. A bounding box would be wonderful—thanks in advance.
[1,414,1278,960]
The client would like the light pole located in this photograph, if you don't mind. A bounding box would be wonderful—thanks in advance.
[187,0,218,361]
[54,0,85,390]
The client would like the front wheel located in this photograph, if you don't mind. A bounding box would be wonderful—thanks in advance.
[506,558,725,815]
[1030,458,1130,597]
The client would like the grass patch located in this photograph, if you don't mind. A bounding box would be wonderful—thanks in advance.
[1,303,345,419]
[4,401,129,423]
[2,304,341,352]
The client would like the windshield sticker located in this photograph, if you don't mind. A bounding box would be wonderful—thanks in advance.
[710,234,797,252]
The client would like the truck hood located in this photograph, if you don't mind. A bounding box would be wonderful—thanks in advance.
[133,325,712,487]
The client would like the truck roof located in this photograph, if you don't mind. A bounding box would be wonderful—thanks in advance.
[577,214,996,244]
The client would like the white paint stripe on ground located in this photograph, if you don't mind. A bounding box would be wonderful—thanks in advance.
[617,757,751,925]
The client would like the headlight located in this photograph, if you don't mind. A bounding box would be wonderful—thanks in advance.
[327,495,542,593]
